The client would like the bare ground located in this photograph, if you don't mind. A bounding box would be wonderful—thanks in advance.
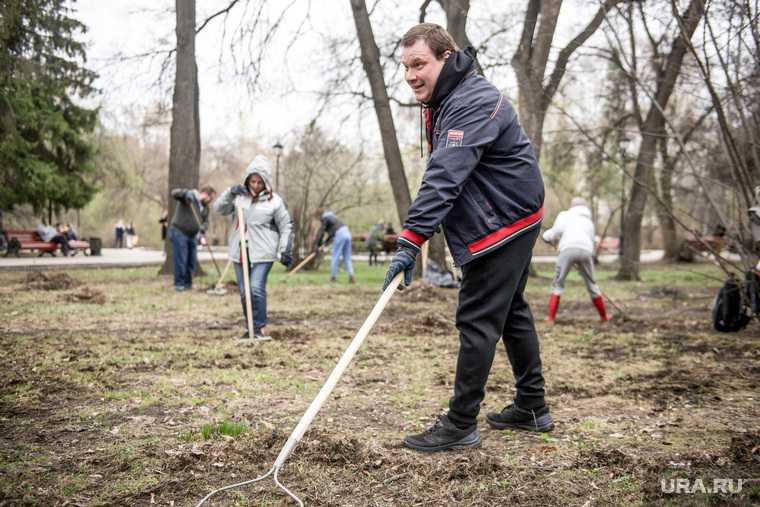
[0,263,758,506]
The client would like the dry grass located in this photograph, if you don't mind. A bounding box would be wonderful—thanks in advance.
[0,261,758,506]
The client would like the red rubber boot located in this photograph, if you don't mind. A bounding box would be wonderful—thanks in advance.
[546,294,560,323]
[592,295,609,322]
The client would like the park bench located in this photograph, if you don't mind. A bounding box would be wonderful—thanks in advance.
[353,233,398,254]
[4,229,90,257]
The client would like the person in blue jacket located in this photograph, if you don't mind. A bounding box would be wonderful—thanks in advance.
[384,23,553,452]
[314,210,355,283]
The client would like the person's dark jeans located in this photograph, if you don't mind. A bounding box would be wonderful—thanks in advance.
[169,226,196,289]
[51,235,71,255]
[447,227,546,428]
[234,261,273,333]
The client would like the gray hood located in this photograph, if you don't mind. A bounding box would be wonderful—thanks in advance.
[244,155,273,193]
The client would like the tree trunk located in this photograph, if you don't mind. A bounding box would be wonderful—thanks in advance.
[349,0,411,225]
[656,137,679,261]
[160,0,202,275]
[617,0,705,280]
[433,0,482,73]
[511,0,624,160]
[351,0,429,274]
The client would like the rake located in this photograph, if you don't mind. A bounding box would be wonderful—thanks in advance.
[195,272,403,506]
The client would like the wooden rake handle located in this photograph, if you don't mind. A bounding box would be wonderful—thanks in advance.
[237,203,254,339]
[273,273,403,468]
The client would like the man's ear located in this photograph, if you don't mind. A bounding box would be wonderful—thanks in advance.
[443,49,452,60]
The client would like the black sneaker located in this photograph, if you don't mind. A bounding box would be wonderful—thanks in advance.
[486,404,554,432]
[403,415,481,452]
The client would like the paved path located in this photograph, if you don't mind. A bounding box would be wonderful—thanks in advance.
[0,247,226,271]
[0,246,669,271]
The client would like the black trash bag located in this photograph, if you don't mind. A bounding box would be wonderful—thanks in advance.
[712,275,751,332]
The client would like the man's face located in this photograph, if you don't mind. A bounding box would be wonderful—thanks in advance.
[401,38,450,104]
[247,174,266,195]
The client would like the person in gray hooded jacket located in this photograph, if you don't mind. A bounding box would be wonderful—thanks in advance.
[213,155,293,340]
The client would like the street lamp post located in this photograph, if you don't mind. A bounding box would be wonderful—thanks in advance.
[273,141,284,189]
[618,136,630,257]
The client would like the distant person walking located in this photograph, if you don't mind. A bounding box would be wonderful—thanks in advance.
[114,219,125,248]
[366,221,384,266]
[214,155,293,340]
[159,211,169,241]
[315,210,354,283]
[125,222,137,249]
[169,186,217,291]
[542,197,608,323]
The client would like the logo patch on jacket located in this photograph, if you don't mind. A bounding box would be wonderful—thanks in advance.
[446,129,464,147]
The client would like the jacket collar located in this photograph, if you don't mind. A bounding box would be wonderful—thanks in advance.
[423,46,477,110]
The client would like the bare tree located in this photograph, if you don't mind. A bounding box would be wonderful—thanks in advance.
[420,0,482,72]
[611,0,706,280]
[349,0,413,226]
[282,124,383,266]
[160,0,202,275]
[351,0,446,275]
[512,0,625,159]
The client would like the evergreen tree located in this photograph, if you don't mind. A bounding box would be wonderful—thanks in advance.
[0,0,99,216]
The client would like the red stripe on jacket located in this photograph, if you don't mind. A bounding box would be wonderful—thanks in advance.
[467,207,544,254]
[399,228,426,248]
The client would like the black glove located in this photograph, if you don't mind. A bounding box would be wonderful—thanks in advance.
[230,184,249,197]
[383,245,418,290]
[280,252,293,268]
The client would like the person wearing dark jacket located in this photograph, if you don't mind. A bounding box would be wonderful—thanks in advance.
[314,210,355,283]
[383,23,553,452]
[169,186,216,291]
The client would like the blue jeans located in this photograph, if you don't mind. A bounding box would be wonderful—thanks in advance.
[331,226,354,279]
[235,261,273,333]
[170,227,196,289]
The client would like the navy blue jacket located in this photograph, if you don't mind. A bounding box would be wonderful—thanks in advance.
[315,211,346,247]
[399,52,544,266]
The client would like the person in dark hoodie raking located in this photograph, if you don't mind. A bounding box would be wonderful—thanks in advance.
[314,210,355,283]
[169,185,216,291]
[383,24,553,452]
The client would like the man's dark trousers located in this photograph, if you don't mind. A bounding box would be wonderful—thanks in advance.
[448,227,546,428]
[169,226,196,289]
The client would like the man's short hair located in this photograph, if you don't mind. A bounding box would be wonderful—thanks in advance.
[400,23,458,59]
[200,185,216,196]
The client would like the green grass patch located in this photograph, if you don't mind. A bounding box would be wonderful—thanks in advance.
[200,419,249,440]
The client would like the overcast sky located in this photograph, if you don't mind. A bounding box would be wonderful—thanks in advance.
[71,0,602,152]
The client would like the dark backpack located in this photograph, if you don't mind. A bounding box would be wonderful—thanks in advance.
[712,275,751,332]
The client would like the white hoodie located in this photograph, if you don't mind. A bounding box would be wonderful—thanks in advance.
[542,205,595,253]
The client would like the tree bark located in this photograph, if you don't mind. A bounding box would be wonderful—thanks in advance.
[349,0,412,226]
[431,0,482,73]
[511,0,624,159]
[617,0,705,280]
[351,0,435,276]
[160,0,202,275]
[656,136,679,261]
